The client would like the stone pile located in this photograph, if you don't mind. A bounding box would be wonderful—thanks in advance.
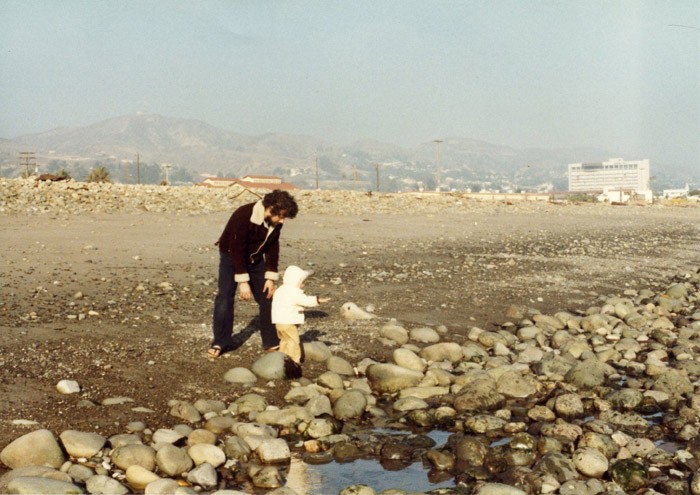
[1,268,700,494]
[0,177,616,217]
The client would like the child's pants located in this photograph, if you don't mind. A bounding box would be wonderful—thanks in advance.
[275,324,301,363]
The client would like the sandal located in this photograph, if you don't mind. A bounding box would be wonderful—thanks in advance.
[207,345,222,359]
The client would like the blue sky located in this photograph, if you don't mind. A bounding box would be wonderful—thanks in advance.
[1,0,698,171]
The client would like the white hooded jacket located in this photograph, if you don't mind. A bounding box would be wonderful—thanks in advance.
[271,265,319,325]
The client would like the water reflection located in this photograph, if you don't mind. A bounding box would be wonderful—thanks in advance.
[285,429,454,494]
[287,456,455,494]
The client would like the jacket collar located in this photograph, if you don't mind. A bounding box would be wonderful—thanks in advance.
[250,200,266,226]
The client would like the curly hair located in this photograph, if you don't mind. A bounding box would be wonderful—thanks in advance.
[262,189,299,219]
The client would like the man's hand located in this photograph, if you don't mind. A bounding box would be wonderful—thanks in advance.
[238,282,252,301]
[263,280,276,299]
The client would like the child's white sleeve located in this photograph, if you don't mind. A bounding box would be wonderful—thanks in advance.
[295,292,320,308]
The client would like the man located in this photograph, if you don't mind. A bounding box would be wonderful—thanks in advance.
[209,189,299,358]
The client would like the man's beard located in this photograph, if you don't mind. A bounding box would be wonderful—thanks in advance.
[265,214,281,227]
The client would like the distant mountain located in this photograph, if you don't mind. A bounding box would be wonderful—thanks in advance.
[2,113,688,191]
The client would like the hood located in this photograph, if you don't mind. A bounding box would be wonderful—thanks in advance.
[282,265,310,288]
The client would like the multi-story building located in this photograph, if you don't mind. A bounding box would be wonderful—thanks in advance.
[568,158,652,201]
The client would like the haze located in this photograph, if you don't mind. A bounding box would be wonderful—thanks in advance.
[1,0,698,172]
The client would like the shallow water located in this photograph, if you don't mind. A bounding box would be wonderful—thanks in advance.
[286,429,454,493]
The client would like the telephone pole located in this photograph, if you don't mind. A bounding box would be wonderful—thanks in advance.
[162,163,172,185]
[315,155,320,190]
[19,151,36,176]
[136,153,141,184]
[433,139,443,192]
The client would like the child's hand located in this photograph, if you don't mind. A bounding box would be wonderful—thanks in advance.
[318,297,331,303]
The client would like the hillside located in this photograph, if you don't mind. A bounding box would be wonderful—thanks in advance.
[1,113,692,191]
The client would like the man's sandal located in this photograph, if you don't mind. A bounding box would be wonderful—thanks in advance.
[207,346,222,359]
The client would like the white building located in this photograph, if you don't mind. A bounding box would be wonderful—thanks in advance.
[662,184,690,198]
[568,158,652,202]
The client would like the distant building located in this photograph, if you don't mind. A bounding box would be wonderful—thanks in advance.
[568,158,652,202]
[662,184,690,198]
[198,175,298,191]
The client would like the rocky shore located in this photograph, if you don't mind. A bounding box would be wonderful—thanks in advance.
[1,178,700,494]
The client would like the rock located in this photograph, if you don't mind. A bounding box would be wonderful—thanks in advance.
[223,367,258,385]
[223,436,251,461]
[203,416,236,434]
[151,428,185,444]
[535,452,579,482]
[250,465,283,488]
[425,449,455,471]
[610,459,648,491]
[554,393,585,419]
[326,355,355,376]
[317,371,345,389]
[393,397,429,411]
[409,327,440,343]
[235,393,269,415]
[652,369,693,396]
[454,377,505,412]
[338,485,376,495]
[143,478,181,494]
[187,462,218,489]
[85,474,130,495]
[256,438,291,463]
[124,465,160,490]
[59,430,106,458]
[475,483,527,495]
[111,444,157,471]
[305,418,337,438]
[366,363,423,394]
[155,444,193,476]
[188,443,226,467]
[333,390,367,419]
[0,429,66,469]
[495,370,540,398]
[572,447,609,478]
[302,341,332,362]
[108,433,142,448]
[392,348,426,372]
[419,342,463,363]
[380,322,409,345]
[564,359,612,389]
[169,400,202,423]
[6,476,83,494]
[56,380,81,394]
[305,395,333,417]
[251,352,287,380]
[187,429,217,446]
[0,466,72,493]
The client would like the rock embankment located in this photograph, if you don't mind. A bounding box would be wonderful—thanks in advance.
[4,177,694,218]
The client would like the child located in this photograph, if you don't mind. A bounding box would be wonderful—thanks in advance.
[272,265,330,377]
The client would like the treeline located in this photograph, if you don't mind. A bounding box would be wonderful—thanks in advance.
[33,160,195,184]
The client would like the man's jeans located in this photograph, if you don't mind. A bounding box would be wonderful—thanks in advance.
[212,252,279,350]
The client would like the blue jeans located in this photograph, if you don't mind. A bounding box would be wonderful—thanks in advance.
[212,252,278,350]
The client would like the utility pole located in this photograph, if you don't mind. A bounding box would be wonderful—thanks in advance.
[162,163,172,185]
[434,139,443,192]
[353,164,358,191]
[375,163,380,192]
[20,151,36,176]
[136,153,141,184]
[315,155,319,190]
[122,159,130,183]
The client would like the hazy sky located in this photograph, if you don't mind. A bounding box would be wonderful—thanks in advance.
[1,1,698,170]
